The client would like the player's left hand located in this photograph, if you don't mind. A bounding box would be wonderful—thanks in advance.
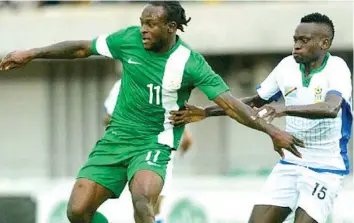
[0,50,34,71]
[169,102,206,126]
[256,104,286,123]
[270,129,304,158]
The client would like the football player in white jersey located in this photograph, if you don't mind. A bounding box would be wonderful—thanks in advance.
[104,79,193,223]
[169,13,352,223]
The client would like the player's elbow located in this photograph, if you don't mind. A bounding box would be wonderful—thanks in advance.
[327,108,339,118]
[74,41,93,58]
[326,104,340,118]
[75,48,91,58]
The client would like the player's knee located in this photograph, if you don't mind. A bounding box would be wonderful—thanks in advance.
[67,203,90,223]
[132,193,155,216]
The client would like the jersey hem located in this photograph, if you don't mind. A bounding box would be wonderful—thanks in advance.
[279,160,349,175]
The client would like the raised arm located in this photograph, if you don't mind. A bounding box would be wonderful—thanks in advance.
[0,41,93,71]
[31,41,93,59]
[0,26,135,71]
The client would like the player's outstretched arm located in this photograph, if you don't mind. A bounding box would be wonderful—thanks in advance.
[204,94,270,117]
[213,91,304,158]
[169,95,270,125]
[256,94,343,123]
[0,40,93,71]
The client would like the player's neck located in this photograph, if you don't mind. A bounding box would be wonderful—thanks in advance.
[156,36,177,53]
[303,53,327,76]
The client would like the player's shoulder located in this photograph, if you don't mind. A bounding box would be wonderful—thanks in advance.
[122,25,141,36]
[327,54,351,72]
[110,26,141,44]
[278,55,298,68]
[115,25,140,35]
[271,55,298,77]
[179,41,204,66]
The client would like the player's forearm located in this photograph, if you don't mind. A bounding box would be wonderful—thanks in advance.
[214,94,279,136]
[241,94,269,108]
[205,105,226,117]
[205,94,267,117]
[285,103,339,119]
[29,41,93,59]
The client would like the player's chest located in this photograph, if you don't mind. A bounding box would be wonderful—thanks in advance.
[280,71,329,106]
[121,52,188,89]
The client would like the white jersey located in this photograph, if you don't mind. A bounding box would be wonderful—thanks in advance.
[257,53,352,175]
[104,80,121,116]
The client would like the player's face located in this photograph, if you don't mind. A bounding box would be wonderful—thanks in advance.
[292,23,323,64]
[140,5,171,51]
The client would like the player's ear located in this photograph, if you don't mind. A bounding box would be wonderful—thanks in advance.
[167,21,177,33]
[320,37,331,50]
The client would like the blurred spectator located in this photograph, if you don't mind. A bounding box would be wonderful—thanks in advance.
[37,1,61,7]
[0,1,18,10]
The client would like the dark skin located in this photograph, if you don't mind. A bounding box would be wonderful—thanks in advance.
[0,5,180,223]
[1,4,306,223]
[171,22,336,223]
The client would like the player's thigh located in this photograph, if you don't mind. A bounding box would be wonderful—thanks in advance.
[249,163,299,223]
[249,205,292,223]
[67,178,113,216]
[76,140,129,199]
[255,163,299,209]
[128,145,172,203]
[296,168,344,223]
[294,207,318,223]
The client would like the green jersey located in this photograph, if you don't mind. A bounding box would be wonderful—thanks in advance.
[92,26,229,149]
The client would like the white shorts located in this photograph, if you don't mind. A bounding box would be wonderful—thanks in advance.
[160,152,175,196]
[256,163,344,223]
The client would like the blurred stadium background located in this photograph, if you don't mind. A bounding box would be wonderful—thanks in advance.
[0,1,352,223]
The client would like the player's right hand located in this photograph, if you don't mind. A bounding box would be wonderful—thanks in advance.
[169,102,207,126]
[270,129,305,159]
[0,50,34,71]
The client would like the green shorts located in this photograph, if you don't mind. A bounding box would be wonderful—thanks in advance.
[77,136,172,198]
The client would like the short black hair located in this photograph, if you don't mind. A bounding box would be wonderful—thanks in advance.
[149,1,191,32]
[300,12,335,41]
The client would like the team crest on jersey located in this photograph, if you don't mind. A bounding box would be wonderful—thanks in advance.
[314,87,323,103]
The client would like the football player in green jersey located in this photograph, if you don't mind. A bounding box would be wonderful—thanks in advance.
[0,2,304,223]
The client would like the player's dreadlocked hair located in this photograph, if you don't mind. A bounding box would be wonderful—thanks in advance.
[149,1,191,32]
[301,12,335,41]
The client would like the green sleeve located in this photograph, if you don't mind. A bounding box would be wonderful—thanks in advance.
[91,26,139,59]
[186,51,230,100]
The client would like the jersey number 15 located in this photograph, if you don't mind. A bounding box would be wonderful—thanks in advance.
[147,84,161,105]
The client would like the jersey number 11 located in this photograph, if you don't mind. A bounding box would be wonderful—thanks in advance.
[147,84,161,105]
